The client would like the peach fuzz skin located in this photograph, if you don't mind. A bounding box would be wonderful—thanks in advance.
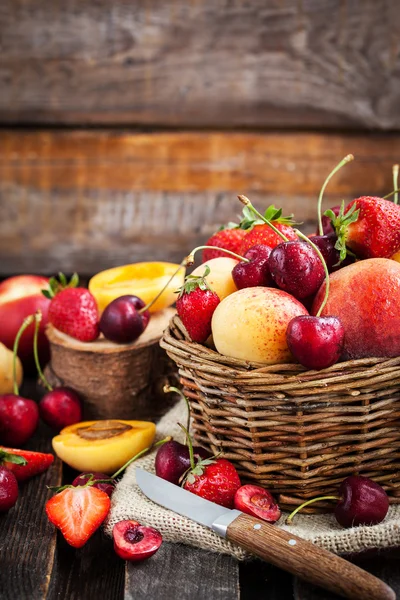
[211,287,308,364]
[312,258,400,360]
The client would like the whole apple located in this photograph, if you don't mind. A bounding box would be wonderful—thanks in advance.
[0,275,50,370]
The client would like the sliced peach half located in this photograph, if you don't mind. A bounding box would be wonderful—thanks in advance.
[52,419,156,474]
[89,262,185,314]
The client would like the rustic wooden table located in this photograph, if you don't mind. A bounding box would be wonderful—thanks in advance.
[1,380,399,600]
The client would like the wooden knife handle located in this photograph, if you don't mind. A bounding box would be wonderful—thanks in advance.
[226,513,395,600]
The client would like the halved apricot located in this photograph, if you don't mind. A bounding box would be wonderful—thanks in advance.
[89,262,185,314]
[52,419,156,474]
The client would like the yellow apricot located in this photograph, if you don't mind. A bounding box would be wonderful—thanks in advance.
[0,342,23,394]
[52,419,156,474]
[190,257,238,300]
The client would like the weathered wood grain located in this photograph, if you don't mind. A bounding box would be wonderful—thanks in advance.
[124,542,240,600]
[1,130,399,275]
[1,0,400,129]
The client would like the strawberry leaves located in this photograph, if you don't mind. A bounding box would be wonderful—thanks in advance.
[325,201,359,262]
[42,272,79,299]
[177,265,212,298]
[239,205,296,230]
[0,450,27,466]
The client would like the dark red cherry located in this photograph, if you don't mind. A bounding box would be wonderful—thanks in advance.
[268,241,325,299]
[335,476,389,528]
[312,233,354,273]
[72,471,115,497]
[319,205,340,235]
[39,387,82,432]
[155,440,210,485]
[113,520,162,561]
[0,394,39,446]
[99,295,150,344]
[286,315,344,370]
[0,466,19,512]
[232,244,273,289]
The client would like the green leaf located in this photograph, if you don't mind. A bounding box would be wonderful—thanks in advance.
[327,200,360,262]
[41,289,53,300]
[69,272,79,288]
[58,272,67,287]
[0,450,27,465]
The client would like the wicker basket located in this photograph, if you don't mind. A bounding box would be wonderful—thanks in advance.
[161,315,400,512]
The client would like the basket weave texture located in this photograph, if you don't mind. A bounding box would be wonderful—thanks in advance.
[160,315,400,512]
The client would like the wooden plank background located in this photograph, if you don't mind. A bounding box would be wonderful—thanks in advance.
[1,130,399,275]
[1,0,400,129]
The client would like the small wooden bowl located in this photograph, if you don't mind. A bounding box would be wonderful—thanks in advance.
[45,308,178,421]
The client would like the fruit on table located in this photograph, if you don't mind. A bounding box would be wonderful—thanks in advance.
[202,227,247,262]
[155,440,210,485]
[72,472,115,497]
[212,287,308,364]
[286,315,345,371]
[312,258,400,359]
[46,485,111,548]
[238,204,297,255]
[268,240,325,300]
[88,262,185,314]
[0,275,50,369]
[232,244,273,289]
[113,520,163,561]
[176,266,220,343]
[52,419,156,474]
[0,394,39,446]
[48,287,99,342]
[0,342,23,395]
[0,466,19,512]
[183,457,241,509]
[39,387,82,432]
[190,257,238,302]
[332,196,400,260]
[0,446,54,481]
[311,232,353,273]
[334,476,389,528]
[234,485,281,523]
[99,295,150,344]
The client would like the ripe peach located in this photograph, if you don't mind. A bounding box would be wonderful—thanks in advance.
[190,257,238,301]
[312,258,400,359]
[0,275,50,369]
[211,287,308,364]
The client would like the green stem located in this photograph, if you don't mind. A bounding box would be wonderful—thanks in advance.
[317,154,354,236]
[383,188,400,200]
[186,245,248,266]
[294,230,330,317]
[238,195,289,242]
[110,436,172,479]
[393,165,399,205]
[286,495,339,525]
[164,385,191,443]
[12,314,35,395]
[33,311,53,392]
[178,423,195,470]
[138,261,187,314]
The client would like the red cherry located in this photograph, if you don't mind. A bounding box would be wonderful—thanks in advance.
[155,440,210,485]
[99,295,149,344]
[113,520,162,561]
[39,387,82,432]
[0,394,39,446]
[72,472,115,497]
[232,244,273,289]
[312,233,354,273]
[234,484,281,523]
[268,241,325,299]
[0,466,19,512]
[335,476,389,528]
[319,205,340,235]
[286,315,345,370]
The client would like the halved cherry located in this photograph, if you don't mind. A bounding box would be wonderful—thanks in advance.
[113,520,162,561]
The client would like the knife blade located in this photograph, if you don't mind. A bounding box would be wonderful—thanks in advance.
[136,468,395,600]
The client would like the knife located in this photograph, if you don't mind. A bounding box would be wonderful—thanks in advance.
[136,468,395,600]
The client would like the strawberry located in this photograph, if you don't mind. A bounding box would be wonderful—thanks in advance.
[0,447,54,482]
[43,273,99,342]
[202,228,247,262]
[329,197,400,260]
[183,457,241,509]
[238,205,298,254]
[46,485,111,548]
[176,266,220,343]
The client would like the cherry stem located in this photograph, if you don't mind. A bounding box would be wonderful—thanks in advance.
[110,436,172,479]
[186,245,248,266]
[178,423,195,470]
[238,195,289,241]
[138,261,187,314]
[317,154,354,236]
[294,230,330,317]
[12,314,35,395]
[286,495,339,525]
[164,385,191,443]
[383,188,400,200]
[33,311,53,392]
[393,165,399,205]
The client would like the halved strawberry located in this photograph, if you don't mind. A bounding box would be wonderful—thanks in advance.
[0,447,54,482]
[46,486,111,548]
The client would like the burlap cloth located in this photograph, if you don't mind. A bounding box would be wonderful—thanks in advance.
[105,398,400,559]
